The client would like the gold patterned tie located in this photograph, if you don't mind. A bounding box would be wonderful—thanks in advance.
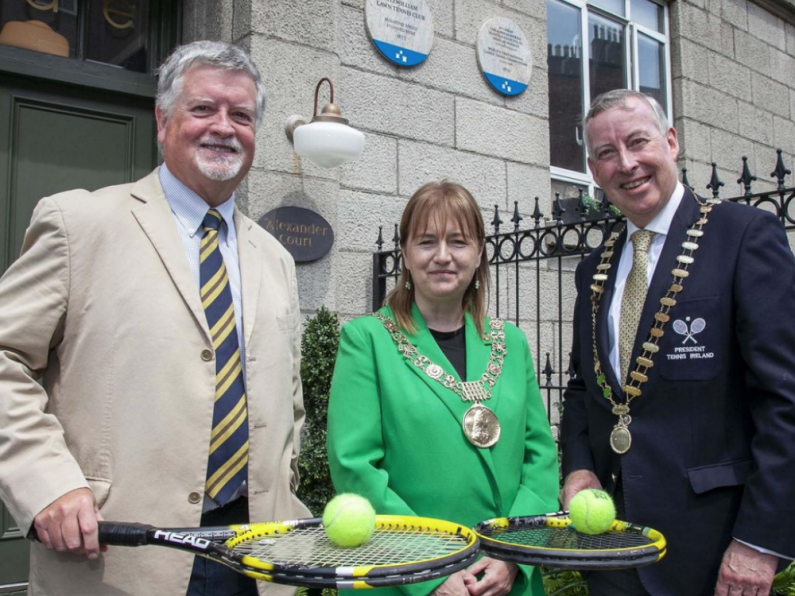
[201,209,248,506]
[619,229,654,383]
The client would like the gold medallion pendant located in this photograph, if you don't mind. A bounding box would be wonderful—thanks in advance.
[373,313,507,449]
[463,403,501,448]
[609,424,632,455]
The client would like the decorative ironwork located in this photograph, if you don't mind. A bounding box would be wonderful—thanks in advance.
[738,157,756,197]
[552,194,565,224]
[772,149,792,191]
[707,162,724,198]
[371,151,794,423]
[512,201,523,231]
[532,197,544,228]
[376,225,384,251]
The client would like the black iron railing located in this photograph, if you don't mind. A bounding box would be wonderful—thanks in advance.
[372,150,794,425]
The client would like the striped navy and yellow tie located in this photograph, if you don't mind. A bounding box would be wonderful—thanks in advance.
[200,209,248,506]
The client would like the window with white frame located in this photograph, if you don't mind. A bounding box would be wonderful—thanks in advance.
[547,0,671,199]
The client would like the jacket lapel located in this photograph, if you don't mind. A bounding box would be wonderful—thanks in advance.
[130,169,209,341]
[598,231,628,397]
[464,314,500,481]
[399,304,471,423]
[629,189,702,396]
[464,312,492,394]
[234,211,262,348]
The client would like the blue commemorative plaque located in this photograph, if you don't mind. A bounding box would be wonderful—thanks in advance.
[365,0,434,67]
[477,17,533,97]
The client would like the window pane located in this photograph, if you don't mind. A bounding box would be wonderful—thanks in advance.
[630,0,664,33]
[0,0,79,58]
[548,0,585,173]
[85,0,149,73]
[638,33,666,112]
[589,13,626,100]
[589,0,625,17]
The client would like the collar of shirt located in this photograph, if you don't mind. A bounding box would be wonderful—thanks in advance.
[159,163,237,244]
[624,181,685,242]
[607,182,685,378]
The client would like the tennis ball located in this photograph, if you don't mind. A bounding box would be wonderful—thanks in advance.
[322,493,376,547]
[569,489,616,535]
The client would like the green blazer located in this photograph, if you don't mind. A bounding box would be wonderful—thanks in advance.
[327,305,559,596]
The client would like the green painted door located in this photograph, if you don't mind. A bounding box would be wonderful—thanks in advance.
[0,72,156,590]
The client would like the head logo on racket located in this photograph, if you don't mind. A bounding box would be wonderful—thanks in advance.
[153,531,212,550]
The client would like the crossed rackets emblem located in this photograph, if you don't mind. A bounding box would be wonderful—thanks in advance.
[673,316,706,344]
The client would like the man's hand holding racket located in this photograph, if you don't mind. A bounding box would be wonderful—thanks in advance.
[33,487,106,560]
[559,469,602,509]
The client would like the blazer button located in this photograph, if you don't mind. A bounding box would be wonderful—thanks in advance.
[201,349,213,362]
[188,491,202,504]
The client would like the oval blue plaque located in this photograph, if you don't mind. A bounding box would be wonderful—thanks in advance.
[259,207,334,263]
[365,0,434,67]
[476,17,533,97]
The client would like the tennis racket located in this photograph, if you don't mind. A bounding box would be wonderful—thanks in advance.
[474,512,666,570]
[85,515,479,588]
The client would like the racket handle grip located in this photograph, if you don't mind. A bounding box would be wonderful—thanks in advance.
[98,522,152,547]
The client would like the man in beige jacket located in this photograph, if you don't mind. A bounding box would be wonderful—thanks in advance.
[0,41,310,595]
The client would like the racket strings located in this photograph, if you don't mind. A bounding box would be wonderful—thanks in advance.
[485,526,653,550]
[233,526,470,568]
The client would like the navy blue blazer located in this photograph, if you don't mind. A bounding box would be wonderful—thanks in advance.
[561,188,795,595]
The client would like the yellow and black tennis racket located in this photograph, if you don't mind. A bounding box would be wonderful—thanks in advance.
[474,512,666,570]
[94,515,479,588]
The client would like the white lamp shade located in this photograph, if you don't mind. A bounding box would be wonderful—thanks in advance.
[294,121,365,168]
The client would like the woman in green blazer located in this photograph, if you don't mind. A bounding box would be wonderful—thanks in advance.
[327,181,559,596]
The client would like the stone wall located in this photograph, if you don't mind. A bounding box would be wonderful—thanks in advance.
[183,0,552,322]
[671,0,795,195]
[181,0,795,421]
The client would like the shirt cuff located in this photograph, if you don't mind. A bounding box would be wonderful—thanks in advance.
[734,538,794,561]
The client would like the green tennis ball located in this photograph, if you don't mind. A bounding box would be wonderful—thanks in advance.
[322,493,376,547]
[569,489,616,535]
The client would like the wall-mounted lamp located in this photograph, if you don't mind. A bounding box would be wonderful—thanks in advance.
[284,78,365,168]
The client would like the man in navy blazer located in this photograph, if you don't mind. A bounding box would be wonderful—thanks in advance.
[560,89,795,596]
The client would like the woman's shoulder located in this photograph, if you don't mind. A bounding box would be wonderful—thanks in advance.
[341,308,394,336]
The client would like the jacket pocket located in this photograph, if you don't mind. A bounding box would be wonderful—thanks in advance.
[86,477,112,509]
[687,458,754,494]
[659,296,720,381]
[277,312,299,333]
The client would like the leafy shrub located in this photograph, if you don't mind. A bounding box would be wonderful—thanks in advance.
[542,569,588,596]
[296,306,340,516]
[774,562,795,596]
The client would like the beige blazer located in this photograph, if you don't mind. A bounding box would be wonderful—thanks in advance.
[0,169,310,595]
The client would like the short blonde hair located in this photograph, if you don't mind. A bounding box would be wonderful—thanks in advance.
[385,181,490,338]
[582,89,669,158]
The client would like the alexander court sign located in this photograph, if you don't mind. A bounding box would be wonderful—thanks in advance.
[259,207,334,263]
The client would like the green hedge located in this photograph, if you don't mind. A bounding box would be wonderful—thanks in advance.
[297,307,340,516]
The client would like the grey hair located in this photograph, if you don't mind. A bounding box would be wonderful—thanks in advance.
[156,41,266,129]
[582,89,669,158]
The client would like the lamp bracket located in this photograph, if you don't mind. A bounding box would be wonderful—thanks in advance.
[284,115,307,143]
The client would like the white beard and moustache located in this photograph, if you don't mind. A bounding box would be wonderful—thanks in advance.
[195,135,244,181]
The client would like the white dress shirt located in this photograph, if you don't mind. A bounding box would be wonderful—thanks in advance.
[159,164,248,511]
[607,182,684,379]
